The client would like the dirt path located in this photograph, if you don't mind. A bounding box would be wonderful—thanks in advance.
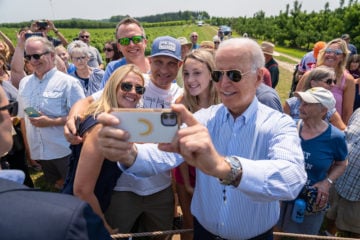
[276,53,301,73]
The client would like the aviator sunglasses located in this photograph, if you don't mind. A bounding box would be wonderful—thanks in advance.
[117,36,144,46]
[0,101,18,116]
[24,51,49,61]
[212,69,251,82]
[324,48,343,56]
[120,82,146,95]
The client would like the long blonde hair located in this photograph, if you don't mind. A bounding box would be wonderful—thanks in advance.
[182,49,220,112]
[85,64,144,117]
[316,38,350,79]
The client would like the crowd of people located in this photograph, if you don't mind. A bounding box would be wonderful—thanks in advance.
[0,17,360,240]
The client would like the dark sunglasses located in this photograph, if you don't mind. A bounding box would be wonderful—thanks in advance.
[323,78,337,85]
[120,82,145,95]
[24,51,49,61]
[324,48,343,56]
[80,35,90,39]
[72,56,87,62]
[103,48,114,52]
[0,101,18,116]
[212,70,251,82]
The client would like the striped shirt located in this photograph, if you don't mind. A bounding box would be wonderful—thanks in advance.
[336,108,360,201]
[128,98,307,239]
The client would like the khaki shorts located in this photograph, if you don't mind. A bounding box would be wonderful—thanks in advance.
[105,186,174,234]
[327,188,360,234]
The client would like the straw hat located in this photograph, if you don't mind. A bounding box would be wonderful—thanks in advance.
[200,41,215,49]
[261,41,280,56]
[177,37,192,49]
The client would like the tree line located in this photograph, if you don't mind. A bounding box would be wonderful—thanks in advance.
[210,0,360,50]
[0,1,359,50]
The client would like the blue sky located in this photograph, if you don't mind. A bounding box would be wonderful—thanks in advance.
[0,0,340,23]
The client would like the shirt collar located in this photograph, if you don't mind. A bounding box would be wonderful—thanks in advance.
[222,97,259,124]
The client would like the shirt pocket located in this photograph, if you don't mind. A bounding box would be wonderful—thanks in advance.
[41,91,64,116]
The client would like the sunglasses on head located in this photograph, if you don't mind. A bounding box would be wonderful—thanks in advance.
[323,78,337,85]
[103,47,114,52]
[120,82,145,95]
[80,35,90,39]
[117,36,144,46]
[324,48,343,56]
[24,51,49,61]
[212,70,251,82]
[0,101,18,116]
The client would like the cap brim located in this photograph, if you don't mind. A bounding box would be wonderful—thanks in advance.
[150,53,182,61]
[294,92,319,104]
[181,43,192,49]
[263,50,280,56]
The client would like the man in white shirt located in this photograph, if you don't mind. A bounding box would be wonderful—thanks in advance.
[17,36,85,189]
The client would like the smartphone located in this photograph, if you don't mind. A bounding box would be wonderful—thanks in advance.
[24,107,41,117]
[25,32,44,39]
[111,108,179,143]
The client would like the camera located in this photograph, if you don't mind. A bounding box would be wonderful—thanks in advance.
[161,112,177,127]
[36,21,48,29]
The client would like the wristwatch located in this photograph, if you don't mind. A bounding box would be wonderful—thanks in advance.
[219,156,243,187]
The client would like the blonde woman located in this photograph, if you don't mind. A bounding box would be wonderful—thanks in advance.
[296,38,355,124]
[70,64,145,234]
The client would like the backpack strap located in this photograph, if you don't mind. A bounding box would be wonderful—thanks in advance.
[78,115,99,137]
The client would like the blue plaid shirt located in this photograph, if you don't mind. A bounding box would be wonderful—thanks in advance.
[336,108,360,201]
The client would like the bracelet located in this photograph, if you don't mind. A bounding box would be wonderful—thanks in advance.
[327,177,334,184]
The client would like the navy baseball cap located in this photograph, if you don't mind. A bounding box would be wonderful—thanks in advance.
[151,36,182,61]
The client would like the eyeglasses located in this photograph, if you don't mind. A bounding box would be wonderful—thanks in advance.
[24,51,49,61]
[103,48,114,52]
[120,82,146,95]
[117,36,144,46]
[214,41,220,44]
[324,48,343,56]
[212,69,251,82]
[0,101,18,116]
[80,35,90,39]
[323,78,337,85]
[191,35,198,38]
[72,56,87,62]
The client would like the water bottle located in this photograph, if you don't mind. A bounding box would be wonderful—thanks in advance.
[291,199,305,223]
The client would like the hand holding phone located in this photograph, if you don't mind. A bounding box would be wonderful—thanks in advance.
[111,108,179,143]
[24,107,41,117]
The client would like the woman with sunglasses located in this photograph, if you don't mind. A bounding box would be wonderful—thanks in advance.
[68,64,145,234]
[67,40,104,96]
[296,38,355,125]
[103,40,123,66]
[173,49,220,240]
[345,54,360,111]
[284,65,346,130]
